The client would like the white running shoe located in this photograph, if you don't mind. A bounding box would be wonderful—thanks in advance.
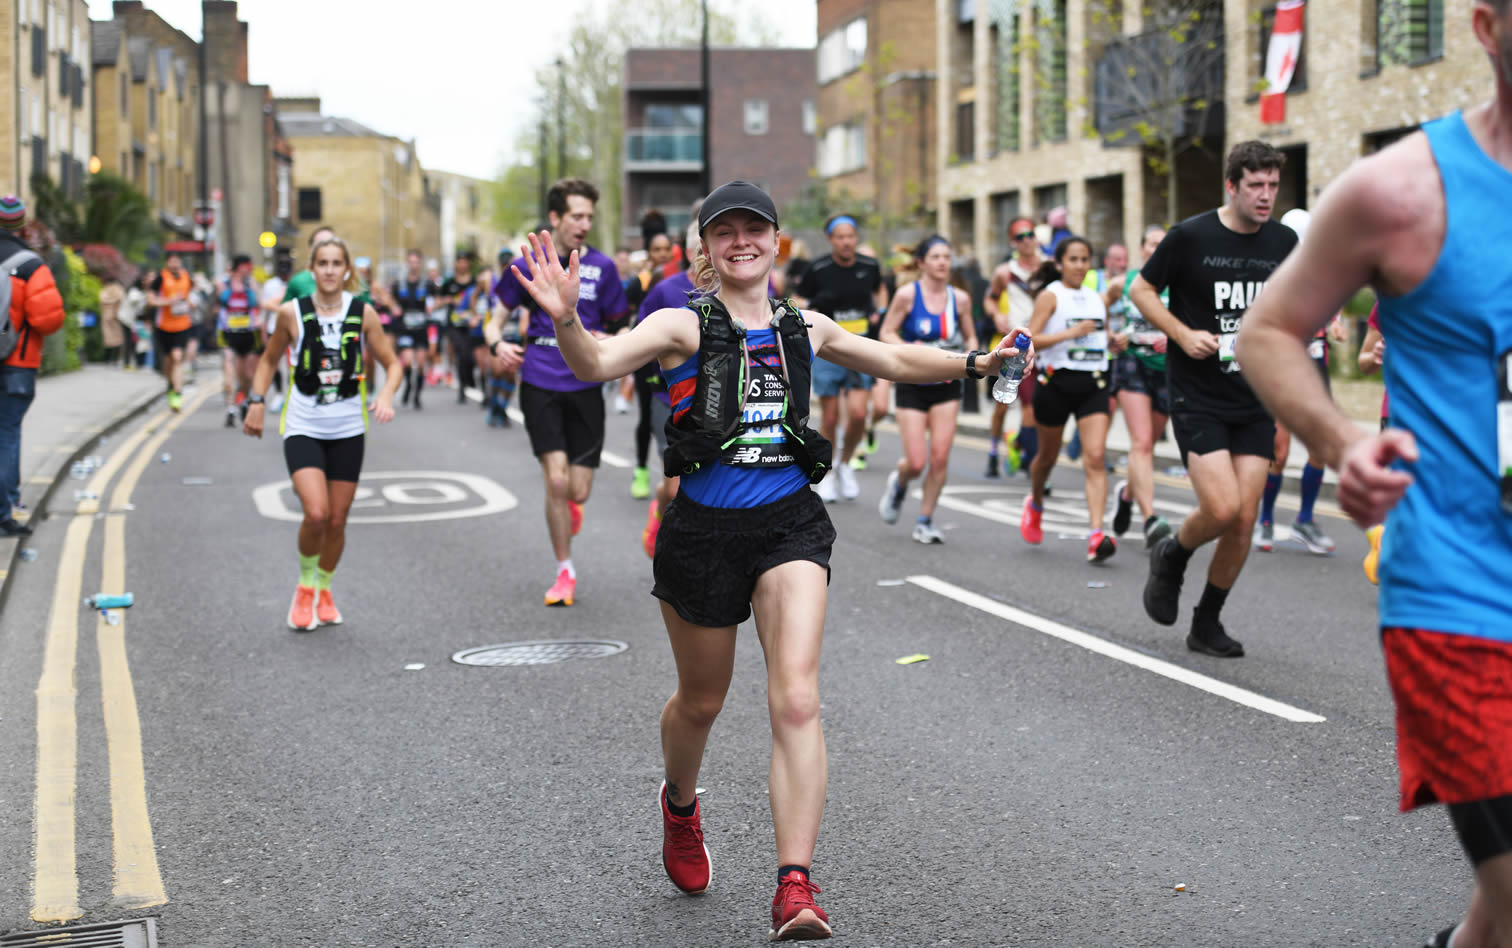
[837,463,860,501]
[912,521,945,544]
[816,471,838,504]
[878,471,904,524]
[613,393,631,415]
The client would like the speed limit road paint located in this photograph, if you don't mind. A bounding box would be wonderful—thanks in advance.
[251,470,517,524]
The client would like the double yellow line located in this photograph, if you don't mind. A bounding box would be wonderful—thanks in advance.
[32,388,211,922]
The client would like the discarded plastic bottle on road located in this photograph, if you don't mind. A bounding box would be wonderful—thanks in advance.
[991,333,1035,405]
[84,592,134,610]
[74,490,99,501]
[159,453,171,464]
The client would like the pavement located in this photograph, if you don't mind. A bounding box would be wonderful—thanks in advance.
[0,381,1464,947]
[0,363,166,603]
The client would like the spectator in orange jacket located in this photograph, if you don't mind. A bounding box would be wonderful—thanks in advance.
[0,195,66,537]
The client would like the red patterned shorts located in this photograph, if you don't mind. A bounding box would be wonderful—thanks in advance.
[1382,626,1512,811]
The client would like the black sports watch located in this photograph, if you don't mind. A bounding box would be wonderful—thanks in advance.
[246,393,265,405]
[964,350,987,380]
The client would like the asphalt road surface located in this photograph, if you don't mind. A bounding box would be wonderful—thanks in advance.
[0,383,1469,947]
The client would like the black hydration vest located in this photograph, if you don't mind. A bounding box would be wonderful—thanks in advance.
[662,295,833,483]
[293,295,365,404]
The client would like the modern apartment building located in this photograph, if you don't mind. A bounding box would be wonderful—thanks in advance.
[621,46,817,249]
[0,0,94,206]
[938,0,1488,265]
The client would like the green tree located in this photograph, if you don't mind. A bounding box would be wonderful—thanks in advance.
[79,172,161,262]
[28,174,82,242]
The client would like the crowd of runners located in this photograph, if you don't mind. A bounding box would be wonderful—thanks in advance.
[100,5,1512,940]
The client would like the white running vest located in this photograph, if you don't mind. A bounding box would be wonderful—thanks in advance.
[1040,280,1109,373]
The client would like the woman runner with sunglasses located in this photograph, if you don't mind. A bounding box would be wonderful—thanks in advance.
[510,180,1030,942]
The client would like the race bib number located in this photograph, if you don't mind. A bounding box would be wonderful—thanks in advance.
[315,365,347,405]
[1307,338,1325,360]
[170,300,189,316]
[397,334,416,349]
[403,311,427,329]
[1068,347,1106,363]
[226,315,251,330]
[1218,332,1239,369]
[724,366,793,468]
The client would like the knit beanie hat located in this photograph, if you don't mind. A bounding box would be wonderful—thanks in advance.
[0,195,25,231]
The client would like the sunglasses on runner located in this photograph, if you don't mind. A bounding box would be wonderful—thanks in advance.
[1013,230,1036,240]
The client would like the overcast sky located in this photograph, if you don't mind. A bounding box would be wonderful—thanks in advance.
[87,0,818,181]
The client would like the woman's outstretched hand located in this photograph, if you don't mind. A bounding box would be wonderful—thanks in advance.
[512,231,581,326]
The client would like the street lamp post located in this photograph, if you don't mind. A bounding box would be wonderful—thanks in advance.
[556,58,567,183]
[700,0,710,196]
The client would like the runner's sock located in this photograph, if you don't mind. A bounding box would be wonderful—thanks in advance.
[665,785,697,817]
[1145,515,1159,531]
[1194,581,1229,621]
[916,515,931,526]
[557,558,576,580]
[402,367,413,402]
[987,439,999,459]
[316,567,334,592]
[1164,536,1195,569]
[1017,428,1039,469]
[1298,463,1324,523]
[1261,473,1282,524]
[298,553,319,588]
[778,865,809,884]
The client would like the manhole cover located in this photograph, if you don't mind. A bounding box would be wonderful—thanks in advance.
[1,917,157,947]
[451,640,629,666]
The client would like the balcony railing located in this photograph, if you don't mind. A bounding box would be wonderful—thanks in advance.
[625,130,703,169]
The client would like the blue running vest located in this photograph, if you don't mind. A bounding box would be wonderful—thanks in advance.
[1376,111,1512,638]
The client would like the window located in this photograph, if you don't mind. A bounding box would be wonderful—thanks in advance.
[297,187,322,221]
[644,104,702,129]
[1259,4,1307,91]
[743,99,769,136]
[120,151,127,174]
[955,100,975,162]
[818,17,867,84]
[991,7,1021,153]
[18,89,29,142]
[149,94,156,130]
[1377,0,1443,66]
[148,162,157,202]
[801,99,816,136]
[120,73,128,115]
[818,121,866,177]
[277,164,291,219]
[1033,0,1068,143]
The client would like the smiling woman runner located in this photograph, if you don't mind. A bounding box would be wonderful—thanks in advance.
[876,233,977,543]
[244,236,402,631]
[510,180,1030,942]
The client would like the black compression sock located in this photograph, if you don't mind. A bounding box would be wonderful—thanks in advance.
[1194,582,1230,622]
[665,786,696,817]
[1145,515,1159,531]
[778,865,809,884]
[1164,537,1195,568]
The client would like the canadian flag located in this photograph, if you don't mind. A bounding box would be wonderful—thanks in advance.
[1261,0,1304,124]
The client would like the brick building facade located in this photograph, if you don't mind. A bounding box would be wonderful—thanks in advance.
[621,46,816,248]
[0,0,93,207]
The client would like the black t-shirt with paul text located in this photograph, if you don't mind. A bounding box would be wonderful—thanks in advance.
[796,253,882,334]
[1139,209,1298,418]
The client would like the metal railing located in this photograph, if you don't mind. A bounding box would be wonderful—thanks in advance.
[625,130,703,166]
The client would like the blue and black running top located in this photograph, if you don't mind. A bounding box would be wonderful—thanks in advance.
[1375,110,1512,639]
[899,280,963,347]
[661,327,813,509]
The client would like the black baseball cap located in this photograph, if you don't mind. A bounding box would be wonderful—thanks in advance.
[698,180,778,233]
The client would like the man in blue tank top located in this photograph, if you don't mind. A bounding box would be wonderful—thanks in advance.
[1239,5,1512,944]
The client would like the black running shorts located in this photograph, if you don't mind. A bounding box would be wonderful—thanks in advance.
[283,434,365,482]
[518,381,605,467]
[894,380,962,412]
[1032,368,1111,429]
[154,327,191,354]
[652,487,836,629]
[1171,409,1275,467]
[222,332,257,357]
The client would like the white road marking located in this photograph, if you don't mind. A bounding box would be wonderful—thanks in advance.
[904,574,1327,724]
[251,471,517,524]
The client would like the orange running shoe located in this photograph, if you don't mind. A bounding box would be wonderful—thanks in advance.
[316,588,343,626]
[1020,496,1043,545]
[287,584,318,631]
[642,499,661,559]
[569,500,583,537]
[545,568,576,606]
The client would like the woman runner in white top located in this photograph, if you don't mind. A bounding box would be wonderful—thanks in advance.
[244,236,402,631]
[1019,236,1119,563]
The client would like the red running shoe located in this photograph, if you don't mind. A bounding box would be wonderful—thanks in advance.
[1019,496,1043,545]
[642,499,661,559]
[545,569,576,607]
[770,873,832,941]
[660,781,711,894]
[569,500,583,537]
[1088,530,1116,563]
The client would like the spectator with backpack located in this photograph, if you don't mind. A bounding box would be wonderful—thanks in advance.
[0,196,65,537]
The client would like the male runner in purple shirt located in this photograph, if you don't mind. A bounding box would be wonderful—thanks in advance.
[487,178,627,606]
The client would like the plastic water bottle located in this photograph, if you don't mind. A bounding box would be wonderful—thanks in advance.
[991,333,1034,405]
[85,592,134,610]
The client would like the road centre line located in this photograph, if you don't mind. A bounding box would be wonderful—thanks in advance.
[31,410,164,921]
[904,574,1326,724]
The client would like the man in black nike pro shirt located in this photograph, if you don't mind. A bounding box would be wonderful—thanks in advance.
[1130,141,1299,658]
